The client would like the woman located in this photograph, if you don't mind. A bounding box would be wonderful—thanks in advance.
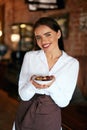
[12,17,79,130]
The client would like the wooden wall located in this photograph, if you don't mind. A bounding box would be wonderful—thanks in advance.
[0,0,86,56]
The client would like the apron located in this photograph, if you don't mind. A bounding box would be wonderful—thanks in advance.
[15,94,61,130]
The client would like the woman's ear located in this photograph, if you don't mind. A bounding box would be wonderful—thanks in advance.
[57,30,61,39]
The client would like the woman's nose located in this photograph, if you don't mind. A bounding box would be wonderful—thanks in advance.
[41,37,46,43]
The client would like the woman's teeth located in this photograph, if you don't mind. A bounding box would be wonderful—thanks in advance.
[42,44,50,48]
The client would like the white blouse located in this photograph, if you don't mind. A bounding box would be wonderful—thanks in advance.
[18,50,79,108]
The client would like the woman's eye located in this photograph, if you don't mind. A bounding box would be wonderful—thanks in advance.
[35,36,41,41]
[46,33,51,37]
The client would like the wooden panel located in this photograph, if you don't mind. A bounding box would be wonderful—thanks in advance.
[0,4,4,43]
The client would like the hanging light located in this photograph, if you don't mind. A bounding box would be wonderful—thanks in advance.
[0,30,2,37]
[11,34,20,42]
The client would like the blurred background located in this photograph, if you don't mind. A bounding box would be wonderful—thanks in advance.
[0,0,87,130]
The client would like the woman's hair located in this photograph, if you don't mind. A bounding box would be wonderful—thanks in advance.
[33,17,64,50]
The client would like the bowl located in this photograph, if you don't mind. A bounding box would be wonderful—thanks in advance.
[33,75,54,85]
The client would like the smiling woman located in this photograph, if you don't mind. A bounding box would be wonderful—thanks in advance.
[12,17,79,130]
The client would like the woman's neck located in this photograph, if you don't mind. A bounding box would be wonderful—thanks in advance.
[45,49,62,60]
[44,49,62,70]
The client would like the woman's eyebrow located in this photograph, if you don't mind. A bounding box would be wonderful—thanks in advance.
[35,32,51,37]
[44,32,51,35]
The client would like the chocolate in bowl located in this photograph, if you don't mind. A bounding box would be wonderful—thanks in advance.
[35,76,54,81]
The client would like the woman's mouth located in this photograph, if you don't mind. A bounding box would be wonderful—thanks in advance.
[42,43,50,48]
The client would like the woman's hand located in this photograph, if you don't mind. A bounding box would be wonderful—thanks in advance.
[30,75,55,89]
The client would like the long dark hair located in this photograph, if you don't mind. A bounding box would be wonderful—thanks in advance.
[33,17,64,50]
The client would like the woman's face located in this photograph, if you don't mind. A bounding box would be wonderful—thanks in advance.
[34,25,61,52]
